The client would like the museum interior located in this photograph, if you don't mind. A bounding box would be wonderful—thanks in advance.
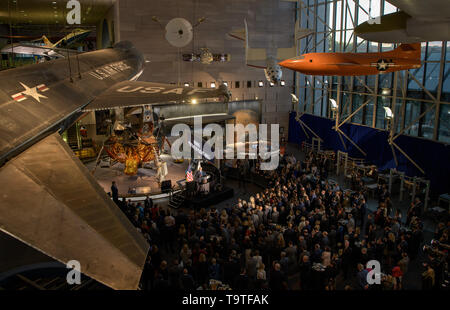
[0,0,449,292]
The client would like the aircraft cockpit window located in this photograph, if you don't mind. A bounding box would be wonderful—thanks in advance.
[290,55,305,60]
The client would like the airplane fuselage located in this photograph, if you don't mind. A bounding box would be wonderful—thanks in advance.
[279,46,421,76]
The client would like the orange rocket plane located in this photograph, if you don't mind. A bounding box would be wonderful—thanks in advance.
[279,43,421,76]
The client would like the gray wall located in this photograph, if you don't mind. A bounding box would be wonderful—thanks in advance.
[116,0,296,132]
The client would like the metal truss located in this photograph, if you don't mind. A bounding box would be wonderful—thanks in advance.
[294,0,449,177]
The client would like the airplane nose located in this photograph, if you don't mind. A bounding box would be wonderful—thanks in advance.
[278,59,288,66]
[279,59,294,69]
[279,55,305,70]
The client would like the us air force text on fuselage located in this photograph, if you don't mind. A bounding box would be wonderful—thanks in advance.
[182,294,269,307]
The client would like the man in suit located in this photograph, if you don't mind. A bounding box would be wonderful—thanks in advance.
[111,181,119,204]
[356,263,369,290]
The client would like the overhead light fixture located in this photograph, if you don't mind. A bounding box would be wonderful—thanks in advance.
[381,88,391,96]
[280,80,286,86]
[258,81,264,87]
[384,107,394,120]
[329,98,338,111]
[191,99,197,104]
[184,82,189,87]
[210,82,216,88]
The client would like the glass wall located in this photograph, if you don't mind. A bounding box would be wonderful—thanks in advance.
[295,0,450,144]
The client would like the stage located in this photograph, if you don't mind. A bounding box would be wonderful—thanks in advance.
[185,186,234,208]
[86,154,189,198]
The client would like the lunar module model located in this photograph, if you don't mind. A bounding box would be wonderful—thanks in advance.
[94,106,169,176]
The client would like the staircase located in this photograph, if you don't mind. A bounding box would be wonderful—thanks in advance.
[168,189,186,209]
[66,125,79,150]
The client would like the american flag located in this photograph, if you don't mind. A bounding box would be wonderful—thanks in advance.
[186,169,193,182]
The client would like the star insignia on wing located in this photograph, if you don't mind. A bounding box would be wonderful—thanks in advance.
[18,82,48,103]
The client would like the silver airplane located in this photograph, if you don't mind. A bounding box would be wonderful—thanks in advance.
[0,41,230,290]
[1,29,92,59]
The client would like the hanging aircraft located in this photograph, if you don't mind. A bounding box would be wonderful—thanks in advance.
[1,28,91,59]
[228,19,313,83]
[0,41,230,290]
[354,0,450,43]
[279,43,421,76]
[182,47,231,64]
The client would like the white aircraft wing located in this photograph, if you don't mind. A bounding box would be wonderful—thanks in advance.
[1,44,52,57]
[276,47,297,61]
[244,19,267,62]
[228,28,245,41]
[387,0,450,21]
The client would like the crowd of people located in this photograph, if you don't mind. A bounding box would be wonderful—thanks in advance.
[114,151,449,290]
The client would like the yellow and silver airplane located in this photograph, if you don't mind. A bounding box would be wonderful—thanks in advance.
[1,28,91,59]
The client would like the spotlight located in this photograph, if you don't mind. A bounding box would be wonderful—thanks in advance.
[269,82,274,87]
[210,82,216,88]
[191,99,197,104]
[381,88,391,96]
[329,98,338,111]
[280,80,286,86]
[384,107,394,120]
[184,82,190,87]
[258,81,264,87]
[291,94,299,103]
[223,82,228,86]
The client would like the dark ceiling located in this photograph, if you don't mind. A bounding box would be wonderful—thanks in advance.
[0,0,115,26]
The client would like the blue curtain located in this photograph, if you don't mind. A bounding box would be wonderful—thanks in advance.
[288,112,450,195]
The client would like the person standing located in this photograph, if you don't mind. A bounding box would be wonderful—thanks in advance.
[145,195,153,210]
[111,181,119,204]
[238,160,247,191]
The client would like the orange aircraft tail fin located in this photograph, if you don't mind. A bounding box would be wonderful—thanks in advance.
[390,43,421,60]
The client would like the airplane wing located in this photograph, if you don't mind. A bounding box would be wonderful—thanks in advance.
[276,47,297,61]
[1,44,56,57]
[0,133,149,290]
[387,0,450,21]
[82,81,231,112]
[244,19,267,62]
[228,28,245,41]
[20,44,83,57]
